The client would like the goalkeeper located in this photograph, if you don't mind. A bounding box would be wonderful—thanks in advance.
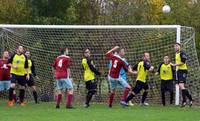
[155,56,175,106]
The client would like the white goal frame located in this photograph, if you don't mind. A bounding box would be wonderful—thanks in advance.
[0,24,181,105]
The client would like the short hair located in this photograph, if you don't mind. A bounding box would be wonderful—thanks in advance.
[84,48,90,53]
[2,51,9,55]
[60,48,68,54]
[175,42,181,46]
[143,52,149,56]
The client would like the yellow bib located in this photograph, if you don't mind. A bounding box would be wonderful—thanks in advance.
[160,64,173,80]
[10,54,26,76]
[136,61,148,83]
[28,59,32,74]
[82,58,95,81]
[176,53,187,70]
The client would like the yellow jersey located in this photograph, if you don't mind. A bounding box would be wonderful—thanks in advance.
[134,61,151,83]
[28,59,32,74]
[9,54,28,76]
[82,58,95,81]
[158,63,173,81]
[176,51,187,70]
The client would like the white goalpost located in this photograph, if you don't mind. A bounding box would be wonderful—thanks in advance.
[0,24,199,105]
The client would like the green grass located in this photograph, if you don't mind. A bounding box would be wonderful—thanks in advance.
[0,101,200,121]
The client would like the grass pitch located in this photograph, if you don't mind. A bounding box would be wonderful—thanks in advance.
[0,101,200,121]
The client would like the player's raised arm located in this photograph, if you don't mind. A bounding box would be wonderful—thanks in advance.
[106,46,120,56]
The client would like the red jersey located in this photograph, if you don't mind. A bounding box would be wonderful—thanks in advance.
[106,53,128,78]
[52,55,71,80]
[0,59,11,80]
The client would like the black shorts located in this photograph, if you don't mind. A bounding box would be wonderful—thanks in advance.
[11,74,26,86]
[85,80,97,91]
[161,80,173,92]
[133,81,149,94]
[26,74,35,87]
[177,70,187,84]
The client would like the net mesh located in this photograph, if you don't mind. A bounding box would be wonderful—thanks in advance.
[0,26,199,105]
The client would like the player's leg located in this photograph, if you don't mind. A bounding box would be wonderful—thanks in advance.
[108,76,117,108]
[18,76,27,106]
[55,79,63,108]
[31,86,38,104]
[161,80,166,106]
[178,70,192,107]
[140,82,149,106]
[27,75,38,104]
[119,77,131,102]
[168,81,174,105]
[65,78,74,109]
[121,81,141,106]
[85,80,97,108]
[8,74,16,106]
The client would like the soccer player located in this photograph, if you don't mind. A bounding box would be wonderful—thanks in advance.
[155,56,175,106]
[171,43,193,107]
[8,45,29,107]
[106,46,135,108]
[52,48,74,109]
[82,48,101,108]
[108,52,133,106]
[25,50,39,104]
[0,51,11,92]
[121,52,154,106]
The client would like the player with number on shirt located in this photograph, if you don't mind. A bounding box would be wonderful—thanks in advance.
[106,46,136,108]
[52,48,74,109]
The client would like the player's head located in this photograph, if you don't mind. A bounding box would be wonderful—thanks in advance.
[84,48,90,57]
[2,51,9,59]
[17,45,24,54]
[163,55,170,64]
[60,48,69,55]
[118,48,125,57]
[25,50,31,58]
[143,52,150,61]
[174,43,181,52]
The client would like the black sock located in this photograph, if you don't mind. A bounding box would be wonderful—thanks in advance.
[182,89,186,103]
[183,89,192,101]
[141,91,148,103]
[9,88,14,101]
[19,89,25,103]
[170,91,173,104]
[161,91,165,106]
[125,93,134,103]
[86,91,94,105]
[33,91,38,103]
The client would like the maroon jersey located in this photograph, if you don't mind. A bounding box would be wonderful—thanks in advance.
[0,59,11,80]
[52,55,71,80]
[106,53,128,78]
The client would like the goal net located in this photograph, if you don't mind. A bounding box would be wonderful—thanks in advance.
[0,25,199,105]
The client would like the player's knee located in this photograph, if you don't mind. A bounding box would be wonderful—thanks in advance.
[57,90,62,94]
[126,85,131,89]
[31,86,36,91]
[111,89,116,93]
[179,83,185,89]
[68,89,73,94]
[88,89,96,95]
[10,83,16,88]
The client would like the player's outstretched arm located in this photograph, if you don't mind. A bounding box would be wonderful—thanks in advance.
[106,46,119,55]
